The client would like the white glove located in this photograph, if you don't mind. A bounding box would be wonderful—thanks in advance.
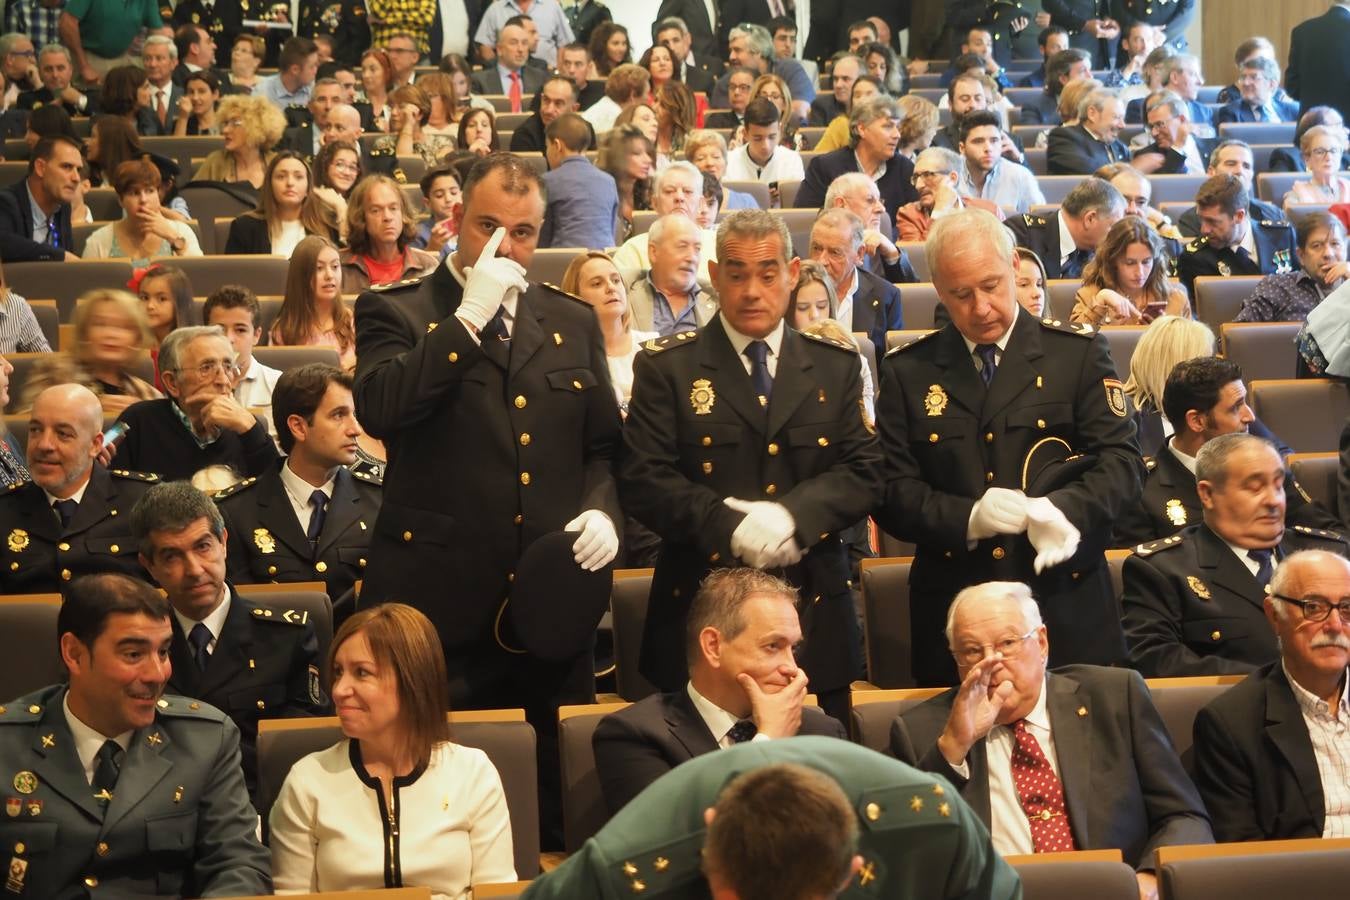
[725,498,798,569]
[1025,496,1081,574]
[967,487,1029,542]
[455,226,528,333]
[564,509,619,571]
[766,537,804,568]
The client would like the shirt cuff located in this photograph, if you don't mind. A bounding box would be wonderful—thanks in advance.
[950,758,970,779]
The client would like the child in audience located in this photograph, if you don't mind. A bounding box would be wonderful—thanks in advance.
[410,167,461,261]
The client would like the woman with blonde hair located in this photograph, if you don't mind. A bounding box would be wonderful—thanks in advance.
[789,261,875,422]
[20,289,159,414]
[226,34,265,94]
[1284,124,1350,208]
[193,94,285,188]
[747,73,798,149]
[224,151,343,256]
[340,175,439,292]
[1121,315,1215,457]
[269,603,516,895]
[416,72,460,153]
[377,83,447,168]
[1072,216,1191,326]
[271,236,357,372]
[897,95,939,161]
[653,81,696,167]
[562,251,656,412]
[684,130,758,210]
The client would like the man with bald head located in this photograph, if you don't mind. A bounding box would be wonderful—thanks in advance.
[1194,549,1350,841]
[875,208,1144,686]
[612,162,718,289]
[0,383,158,592]
[321,103,398,177]
[891,581,1212,898]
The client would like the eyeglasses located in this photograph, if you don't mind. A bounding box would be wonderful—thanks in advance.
[332,161,360,173]
[181,359,241,381]
[1309,147,1345,159]
[1270,594,1350,623]
[222,118,245,130]
[728,82,753,93]
[1146,117,1175,134]
[911,170,947,185]
[8,50,34,58]
[953,627,1040,667]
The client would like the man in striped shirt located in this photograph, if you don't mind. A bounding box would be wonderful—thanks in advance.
[0,286,51,353]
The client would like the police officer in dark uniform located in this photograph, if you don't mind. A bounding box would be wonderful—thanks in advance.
[216,364,381,617]
[1110,0,1195,52]
[353,153,621,845]
[168,0,244,69]
[876,208,1144,687]
[1175,174,1296,296]
[1004,176,1127,279]
[0,384,158,595]
[619,209,883,725]
[0,573,272,898]
[299,0,372,67]
[1043,0,1121,67]
[131,481,327,807]
[1121,432,1347,678]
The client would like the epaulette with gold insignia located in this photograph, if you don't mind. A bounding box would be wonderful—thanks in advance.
[1023,214,1046,227]
[1134,534,1186,557]
[250,605,311,626]
[1292,524,1346,542]
[152,695,226,721]
[351,467,384,486]
[369,270,433,292]
[1038,317,1095,337]
[885,329,939,356]
[539,281,591,308]
[607,832,703,896]
[642,331,699,353]
[800,330,856,352]
[1185,236,1209,253]
[0,701,43,723]
[369,144,395,157]
[212,476,258,501]
[109,468,160,482]
[5,479,31,492]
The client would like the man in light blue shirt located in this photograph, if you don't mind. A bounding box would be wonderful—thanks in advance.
[255,36,318,110]
[475,0,573,68]
[956,110,1045,215]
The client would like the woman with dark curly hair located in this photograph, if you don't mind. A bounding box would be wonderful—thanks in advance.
[314,140,363,199]
[587,22,630,78]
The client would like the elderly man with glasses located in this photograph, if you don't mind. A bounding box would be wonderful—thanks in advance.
[111,325,280,480]
[1193,549,1350,841]
[896,146,1004,241]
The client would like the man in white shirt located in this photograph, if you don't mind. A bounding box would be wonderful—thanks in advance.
[592,567,847,815]
[204,287,282,442]
[891,580,1213,898]
[722,97,804,205]
[612,161,717,288]
[1194,548,1350,841]
[140,34,180,135]
[806,207,901,358]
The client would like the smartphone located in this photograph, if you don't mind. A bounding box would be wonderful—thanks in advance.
[102,422,130,453]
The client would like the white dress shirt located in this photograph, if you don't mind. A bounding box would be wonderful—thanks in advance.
[687,682,768,748]
[720,314,784,378]
[63,692,132,785]
[960,305,1020,374]
[173,590,232,657]
[1284,664,1350,838]
[42,478,90,516]
[835,270,859,332]
[1057,213,1080,272]
[448,252,517,344]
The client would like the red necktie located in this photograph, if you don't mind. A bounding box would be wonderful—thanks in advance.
[1010,720,1076,853]
[155,89,166,126]
[508,70,522,113]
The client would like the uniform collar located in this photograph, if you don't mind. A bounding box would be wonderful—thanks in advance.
[42,473,91,508]
[960,304,1020,356]
[719,313,785,360]
[172,584,232,641]
[280,456,335,506]
[62,690,132,782]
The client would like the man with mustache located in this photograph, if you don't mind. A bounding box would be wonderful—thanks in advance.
[624,213,719,336]
[0,572,272,896]
[215,363,381,619]
[0,383,158,593]
[1121,432,1348,678]
[1193,549,1350,841]
[131,480,327,808]
[795,96,918,229]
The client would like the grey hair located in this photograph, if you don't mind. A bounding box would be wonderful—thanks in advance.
[648,211,701,248]
[1079,88,1120,121]
[1062,176,1125,219]
[655,16,689,36]
[1208,139,1253,168]
[945,581,1043,648]
[1240,55,1280,84]
[915,146,961,175]
[0,33,31,56]
[848,96,903,148]
[926,207,1015,283]
[813,207,865,252]
[729,23,775,62]
[1165,53,1200,84]
[654,159,703,196]
[1268,550,1350,622]
[129,481,226,557]
[823,172,874,209]
[38,43,71,64]
[715,208,792,264]
[1145,89,1187,120]
[1194,432,1279,488]
[144,34,178,59]
[159,325,230,377]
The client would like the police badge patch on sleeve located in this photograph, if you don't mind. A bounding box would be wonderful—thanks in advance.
[308,664,325,705]
[1103,378,1128,417]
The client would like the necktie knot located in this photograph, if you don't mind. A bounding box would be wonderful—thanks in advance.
[507,69,522,112]
[975,343,998,386]
[52,498,77,530]
[1062,247,1091,279]
[1010,718,1076,852]
[726,719,757,744]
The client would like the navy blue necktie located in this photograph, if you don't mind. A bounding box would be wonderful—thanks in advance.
[726,720,757,744]
[481,305,509,341]
[1249,549,1274,593]
[306,489,327,545]
[975,344,999,387]
[744,340,773,408]
[92,740,122,811]
[52,498,77,530]
[188,623,212,671]
[1236,246,1253,265]
[1062,248,1090,279]
[46,217,60,249]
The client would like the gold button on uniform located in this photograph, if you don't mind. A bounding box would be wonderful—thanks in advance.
[96,842,108,856]
[865,802,881,821]
[1036,419,1046,429]
[767,442,779,455]
[514,514,523,525]
[315,561,328,574]
[109,544,119,553]
[572,379,583,389]
[701,436,712,446]
[929,433,938,443]
[519,433,531,446]
[765,484,776,495]
[84,876,98,888]
[817,436,829,446]
[58,542,70,552]
[402,531,413,542]
[448,352,458,362]
[256,700,266,710]
[520,472,531,485]
[1211,630,1222,641]
[358,558,367,568]
[267,565,277,576]
[992,547,1005,560]
[709,552,720,562]
[13,843,23,854]
[985,432,994,443]
[514,395,527,408]
[60,568,71,581]
[985,472,994,483]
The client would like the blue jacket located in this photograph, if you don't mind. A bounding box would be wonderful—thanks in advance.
[540,155,620,250]
[1215,96,1301,125]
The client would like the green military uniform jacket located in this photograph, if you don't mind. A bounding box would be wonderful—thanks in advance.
[0,685,271,898]
[522,735,1021,899]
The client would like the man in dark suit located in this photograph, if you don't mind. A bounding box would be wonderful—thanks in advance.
[703,66,756,130]
[593,568,847,815]
[472,21,547,100]
[1111,0,1193,51]
[547,41,606,111]
[1133,90,1215,175]
[1216,56,1299,125]
[1285,1,1350,119]
[141,35,184,136]
[1004,177,1126,279]
[1114,358,1341,548]
[429,0,484,67]
[1174,140,1283,239]
[1121,432,1348,678]
[16,45,97,116]
[655,0,719,67]
[172,0,244,68]
[806,209,902,360]
[796,96,917,228]
[1044,0,1121,68]
[891,580,1213,894]
[279,77,343,162]
[653,13,719,87]
[0,134,79,263]
[216,364,382,618]
[354,154,622,842]
[131,481,327,807]
[876,208,1144,687]
[1047,89,1131,174]
[808,54,860,127]
[619,208,883,724]
[510,74,579,153]
[0,384,158,594]
[1192,548,1350,841]
[1175,174,1296,297]
[171,22,218,87]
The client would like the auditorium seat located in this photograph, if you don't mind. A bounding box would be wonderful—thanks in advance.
[1284,202,1333,224]
[0,594,64,700]
[610,568,657,702]
[884,328,937,351]
[1100,326,1146,379]
[85,188,121,221]
[473,884,530,899]
[1013,859,1139,900]
[1193,275,1262,332]
[1142,676,1242,774]
[1217,122,1297,146]
[1257,172,1323,206]
[557,700,629,852]
[178,184,256,226]
[1249,379,1350,454]
[396,155,427,185]
[257,711,541,877]
[143,135,227,185]
[0,160,26,183]
[847,686,943,751]
[1249,143,1280,175]
[1288,452,1340,521]
[1107,548,1131,606]
[527,248,585,285]
[899,241,927,280]
[5,259,133,320]
[1159,845,1350,900]
[233,889,433,899]
[28,300,57,349]
[233,585,334,672]
[724,180,770,209]
[860,556,916,689]
[1024,147,1048,176]
[876,528,916,558]
[899,282,939,329]
[253,346,342,374]
[159,255,290,298]
[4,352,53,412]
[212,217,233,253]
[1044,279,1080,321]
[779,178,803,208]
[1148,175,1212,204]
[1220,322,1301,382]
[852,330,878,390]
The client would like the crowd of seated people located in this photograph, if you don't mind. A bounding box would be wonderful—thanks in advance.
[2,4,1350,896]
